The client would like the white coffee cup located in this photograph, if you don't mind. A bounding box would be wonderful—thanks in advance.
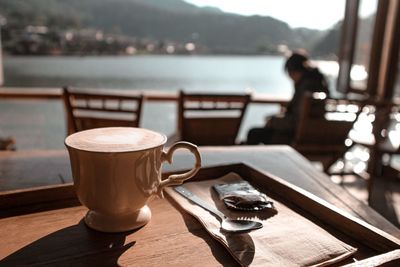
[65,127,201,232]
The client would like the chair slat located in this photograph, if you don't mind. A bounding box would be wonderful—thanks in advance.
[183,106,245,111]
[63,86,143,134]
[71,106,138,113]
[178,91,250,145]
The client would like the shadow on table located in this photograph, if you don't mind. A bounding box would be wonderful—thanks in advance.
[0,220,135,266]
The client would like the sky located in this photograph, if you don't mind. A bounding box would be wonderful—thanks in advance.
[184,0,378,30]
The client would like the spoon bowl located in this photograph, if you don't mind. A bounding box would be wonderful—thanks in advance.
[221,218,263,233]
[174,185,263,233]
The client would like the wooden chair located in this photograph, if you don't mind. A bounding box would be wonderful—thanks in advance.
[177,91,250,146]
[62,86,143,134]
[347,101,400,200]
[292,93,361,172]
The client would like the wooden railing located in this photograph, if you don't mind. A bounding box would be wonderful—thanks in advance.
[0,87,291,150]
[0,87,290,106]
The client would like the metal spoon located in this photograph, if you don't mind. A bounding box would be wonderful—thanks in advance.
[174,185,263,233]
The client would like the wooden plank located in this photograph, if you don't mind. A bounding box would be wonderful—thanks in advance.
[0,87,290,105]
[0,183,79,218]
[0,183,75,208]
[0,88,62,99]
[67,90,143,100]
[344,249,400,266]
[239,163,400,252]
[72,106,139,113]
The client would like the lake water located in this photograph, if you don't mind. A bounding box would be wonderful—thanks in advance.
[3,55,295,94]
[1,55,338,149]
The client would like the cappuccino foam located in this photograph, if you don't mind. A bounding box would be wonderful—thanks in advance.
[65,127,167,152]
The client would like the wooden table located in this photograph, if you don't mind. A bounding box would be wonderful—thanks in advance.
[1,145,400,266]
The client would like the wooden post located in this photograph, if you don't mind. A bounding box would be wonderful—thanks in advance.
[376,0,400,100]
[368,0,400,196]
[337,0,360,93]
[366,0,389,97]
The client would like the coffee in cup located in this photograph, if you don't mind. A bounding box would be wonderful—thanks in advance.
[65,127,201,232]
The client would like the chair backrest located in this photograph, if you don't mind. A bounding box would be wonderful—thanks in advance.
[63,87,143,134]
[178,91,250,145]
[292,92,360,153]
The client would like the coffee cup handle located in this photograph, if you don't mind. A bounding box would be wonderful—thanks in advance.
[157,141,201,198]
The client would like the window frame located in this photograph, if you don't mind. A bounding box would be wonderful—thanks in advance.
[337,0,400,100]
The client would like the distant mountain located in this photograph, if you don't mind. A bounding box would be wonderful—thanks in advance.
[126,0,223,14]
[311,15,374,61]
[311,24,341,59]
[0,0,336,55]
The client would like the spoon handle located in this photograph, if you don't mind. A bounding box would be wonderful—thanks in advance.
[174,185,226,221]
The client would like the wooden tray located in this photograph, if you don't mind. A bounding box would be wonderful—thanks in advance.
[164,162,400,266]
[1,162,400,266]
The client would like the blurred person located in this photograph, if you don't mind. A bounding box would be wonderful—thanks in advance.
[246,51,329,145]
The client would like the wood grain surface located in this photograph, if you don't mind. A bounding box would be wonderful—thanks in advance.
[0,198,239,266]
[1,146,399,238]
